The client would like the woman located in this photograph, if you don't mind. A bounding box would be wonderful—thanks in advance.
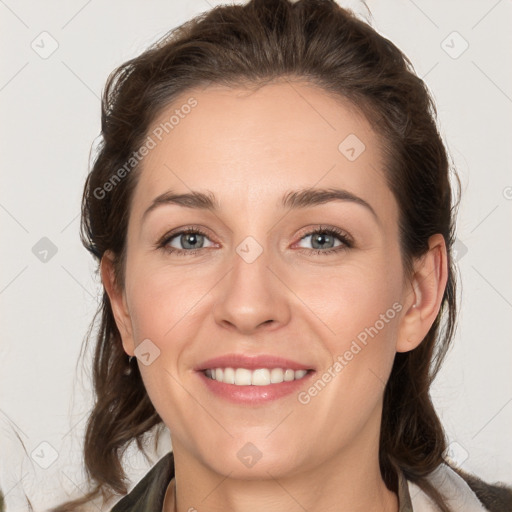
[52,0,512,510]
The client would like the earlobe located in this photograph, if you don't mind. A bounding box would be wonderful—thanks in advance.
[100,251,135,357]
[396,234,448,353]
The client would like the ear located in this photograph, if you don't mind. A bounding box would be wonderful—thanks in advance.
[100,251,135,357]
[396,234,449,353]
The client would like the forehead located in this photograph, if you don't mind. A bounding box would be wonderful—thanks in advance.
[129,80,395,222]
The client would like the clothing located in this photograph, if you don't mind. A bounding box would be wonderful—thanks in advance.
[110,451,511,512]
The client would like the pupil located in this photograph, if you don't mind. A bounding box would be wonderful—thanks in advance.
[183,233,201,249]
[313,233,332,249]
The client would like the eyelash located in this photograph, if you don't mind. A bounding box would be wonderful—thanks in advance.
[156,225,353,257]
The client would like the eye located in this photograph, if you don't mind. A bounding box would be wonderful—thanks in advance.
[157,227,216,256]
[156,224,353,257]
[295,225,353,255]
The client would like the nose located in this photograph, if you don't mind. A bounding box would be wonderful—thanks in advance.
[213,242,291,335]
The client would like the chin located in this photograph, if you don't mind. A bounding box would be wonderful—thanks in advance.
[198,436,304,479]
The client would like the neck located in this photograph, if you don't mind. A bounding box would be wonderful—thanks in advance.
[165,427,398,512]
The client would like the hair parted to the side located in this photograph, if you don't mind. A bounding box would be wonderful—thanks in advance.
[53,0,462,510]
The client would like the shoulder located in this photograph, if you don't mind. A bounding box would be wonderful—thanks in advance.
[449,464,512,512]
[408,462,512,512]
[110,452,175,512]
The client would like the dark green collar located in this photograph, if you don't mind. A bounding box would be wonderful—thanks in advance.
[111,452,175,512]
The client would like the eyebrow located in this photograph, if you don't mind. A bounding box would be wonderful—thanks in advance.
[142,187,378,222]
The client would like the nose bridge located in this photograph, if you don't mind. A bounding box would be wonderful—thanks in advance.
[212,233,290,332]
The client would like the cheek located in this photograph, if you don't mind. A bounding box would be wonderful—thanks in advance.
[124,257,210,345]
[293,252,403,350]
[122,261,212,430]
[334,270,402,352]
[293,252,403,406]
[293,259,403,441]
[122,257,222,403]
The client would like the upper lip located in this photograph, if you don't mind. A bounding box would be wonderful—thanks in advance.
[195,354,314,372]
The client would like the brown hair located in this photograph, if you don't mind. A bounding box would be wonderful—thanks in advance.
[54,0,461,510]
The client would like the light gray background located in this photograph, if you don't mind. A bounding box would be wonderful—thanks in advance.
[1,0,511,510]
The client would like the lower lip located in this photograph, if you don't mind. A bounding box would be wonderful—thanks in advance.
[197,371,315,405]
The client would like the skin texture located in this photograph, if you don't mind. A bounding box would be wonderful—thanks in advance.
[101,80,448,512]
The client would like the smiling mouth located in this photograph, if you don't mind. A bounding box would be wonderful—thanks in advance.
[203,367,312,386]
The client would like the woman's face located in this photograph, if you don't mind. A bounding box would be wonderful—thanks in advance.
[109,81,419,478]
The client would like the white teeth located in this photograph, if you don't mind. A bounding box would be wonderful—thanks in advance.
[251,368,270,386]
[234,368,252,385]
[205,367,309,386]
[223,367,235,384]
[295,369,307,380]
[284,369,295,382]
[270,368,284,383]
